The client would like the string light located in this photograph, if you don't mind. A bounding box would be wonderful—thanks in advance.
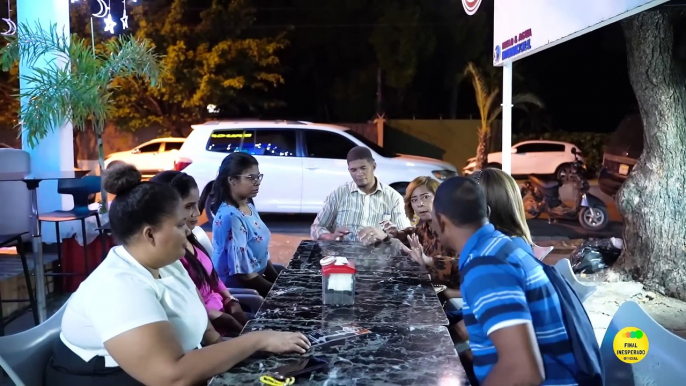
[71,0,139,35]
[103,12,116,34]
[1,0,17,36]
[120,1,128,30]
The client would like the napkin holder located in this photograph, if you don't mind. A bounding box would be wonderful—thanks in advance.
[321,256,356,305]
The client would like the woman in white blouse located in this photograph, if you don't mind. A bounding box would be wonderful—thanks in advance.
[46,165,310,386]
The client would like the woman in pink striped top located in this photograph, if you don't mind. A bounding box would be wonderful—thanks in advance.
[151,171,247,336]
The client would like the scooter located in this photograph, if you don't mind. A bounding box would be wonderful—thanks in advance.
[520,148,609,231]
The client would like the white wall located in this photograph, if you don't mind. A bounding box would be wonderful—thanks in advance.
[17,0,74,243]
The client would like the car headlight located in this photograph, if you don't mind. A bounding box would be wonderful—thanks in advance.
[433,170,457,180]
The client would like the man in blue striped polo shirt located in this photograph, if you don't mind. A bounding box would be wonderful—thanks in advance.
[432,177,578,386]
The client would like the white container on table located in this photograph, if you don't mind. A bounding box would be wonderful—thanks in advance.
[321,256,356,305]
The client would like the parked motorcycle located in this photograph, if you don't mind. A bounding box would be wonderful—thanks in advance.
[520,148,609,231]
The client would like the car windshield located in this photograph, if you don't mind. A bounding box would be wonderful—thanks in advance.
[344,130,397,158]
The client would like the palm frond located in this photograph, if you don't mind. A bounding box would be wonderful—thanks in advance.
[463,62,493,127]
[0,22,71,70]
[488,93,545,126]
[17,65,73,147]
[2,22,163,146]
[102,36,163,87]
[512,93,545,109]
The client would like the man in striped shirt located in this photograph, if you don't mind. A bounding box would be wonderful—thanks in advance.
[432,177,578,386]
[310,146,412,243]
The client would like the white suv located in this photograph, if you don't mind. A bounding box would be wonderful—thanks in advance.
[104,138,185,177]
[176,120,458,215]
[462,140,584,180]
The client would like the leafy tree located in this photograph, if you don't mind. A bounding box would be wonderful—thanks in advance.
[0,22,162,210]
[272,0,379,122]
[370,0,435,115]
[616,9,686,301]
[418,0,490,118]
[0,66,18,135]
[109,0,288,136]
[462,62,543,170]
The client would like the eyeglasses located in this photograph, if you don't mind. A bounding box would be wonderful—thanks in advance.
[239,174,264,184]
[411,193,434,204]
[471,170,483,185]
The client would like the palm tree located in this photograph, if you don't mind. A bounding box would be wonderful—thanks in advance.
[463,62,544,170]
[0,22,162,211]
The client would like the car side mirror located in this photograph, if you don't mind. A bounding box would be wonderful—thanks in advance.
[571,148,577,155]
[511,148,518,154]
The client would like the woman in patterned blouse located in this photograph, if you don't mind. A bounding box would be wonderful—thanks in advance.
[210,153,278,297]
[384,177,461,298]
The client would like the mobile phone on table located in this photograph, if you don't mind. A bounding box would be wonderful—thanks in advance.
[269,357,328,380]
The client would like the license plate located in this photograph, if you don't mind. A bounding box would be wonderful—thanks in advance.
[619,164,630,175]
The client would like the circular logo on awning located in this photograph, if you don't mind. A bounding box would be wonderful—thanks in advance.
[462,0,482,15]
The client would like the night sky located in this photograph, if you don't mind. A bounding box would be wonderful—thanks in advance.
[517,22,638,134]
[251,2,640,135]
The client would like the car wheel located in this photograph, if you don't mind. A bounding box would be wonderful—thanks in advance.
[578,206,609,231]
[555,163,573,182]
[391,182,409,197]
[486,163,502,170]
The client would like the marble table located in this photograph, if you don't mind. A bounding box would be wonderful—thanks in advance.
[256,270,448,325]
[211,319,468,385]
[289,240,425,274]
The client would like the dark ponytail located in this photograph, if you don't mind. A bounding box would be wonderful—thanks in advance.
[184,233,220,289]
[210,152,259,213]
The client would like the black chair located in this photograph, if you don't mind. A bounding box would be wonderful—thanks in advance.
[0,233,38,336]
[96,222,112,260]
[38,176,103,288]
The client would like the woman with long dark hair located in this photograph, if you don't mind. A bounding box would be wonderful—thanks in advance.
[46,165,309,386]
[210,153,278,297]
[151,171,248,336]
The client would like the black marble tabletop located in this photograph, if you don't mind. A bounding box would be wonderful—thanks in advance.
[289,240,426,274]
[256,270,448,325]
[211,319,469,385]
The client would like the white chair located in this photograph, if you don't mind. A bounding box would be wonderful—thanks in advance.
[0,149,31,241]
[447,298,464,310]
[533,245,554,261]
[554,258,597,302]
[600,300,686,385]
[0,301,68,386]
[192,226,214,256]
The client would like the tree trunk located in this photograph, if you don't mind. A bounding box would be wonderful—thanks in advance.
[376,67,384,116]
[616,10,686,301]
[96,128,109,213]
[72,129,79,168]
[475,128,489,170]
